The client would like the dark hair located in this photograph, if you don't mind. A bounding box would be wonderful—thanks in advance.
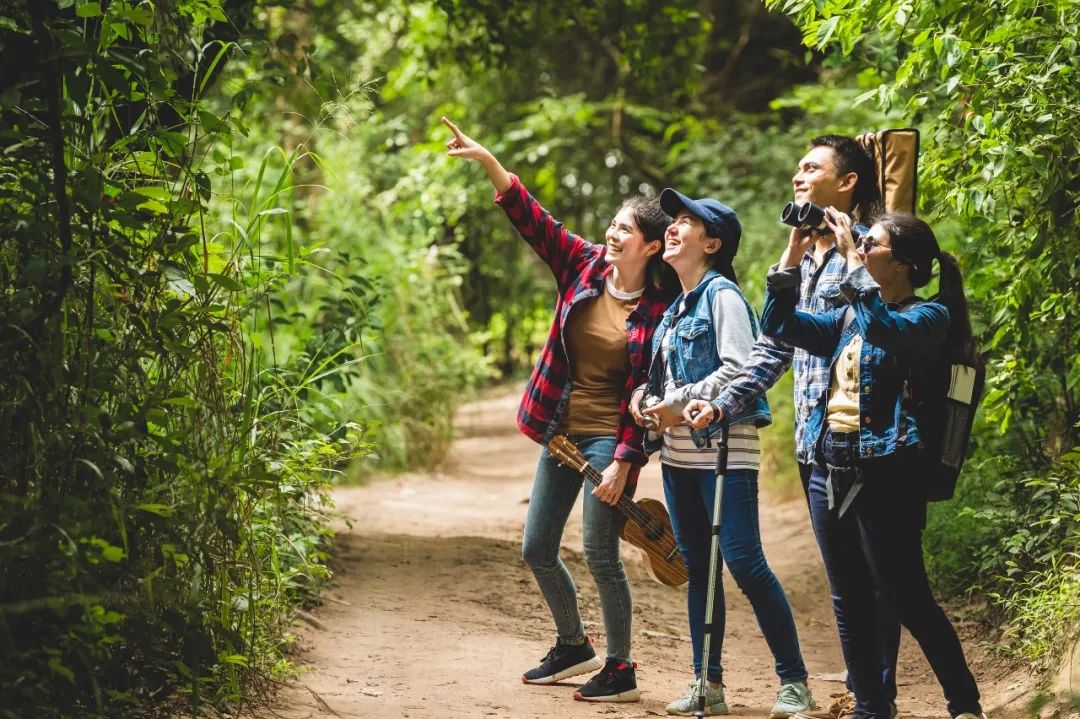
[877,213,978,364]
[809,135,883,224]
[701,220,740,286]
[617,195,680,301]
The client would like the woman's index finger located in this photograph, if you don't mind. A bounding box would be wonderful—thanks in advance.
[440,116,466,140]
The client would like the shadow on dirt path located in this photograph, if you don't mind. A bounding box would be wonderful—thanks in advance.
[256,392,1032,719]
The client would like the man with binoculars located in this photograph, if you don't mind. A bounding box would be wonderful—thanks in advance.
[684,135,899,719]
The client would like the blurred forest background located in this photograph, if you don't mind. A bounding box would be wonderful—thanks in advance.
[0,0,1077,715]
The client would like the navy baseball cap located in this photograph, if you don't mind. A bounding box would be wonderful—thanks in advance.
[660,188,742,253]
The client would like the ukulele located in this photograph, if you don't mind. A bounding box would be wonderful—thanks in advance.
[547,435,688,587]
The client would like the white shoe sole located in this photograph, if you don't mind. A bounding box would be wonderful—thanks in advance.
[521,656,603,685]
[574,687,641,702]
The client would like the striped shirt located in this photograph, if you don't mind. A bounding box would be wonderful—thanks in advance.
[658,327,761,471]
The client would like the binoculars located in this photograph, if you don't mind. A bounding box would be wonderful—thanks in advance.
[780,202,869,244]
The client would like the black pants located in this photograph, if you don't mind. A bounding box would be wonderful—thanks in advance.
[798,460,899,704]
[806,430,981,719]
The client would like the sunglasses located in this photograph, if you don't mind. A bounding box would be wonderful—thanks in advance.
[860,234,891,252]
[861,234,921,270]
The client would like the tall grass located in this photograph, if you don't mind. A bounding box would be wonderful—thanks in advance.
[0,5,373,714]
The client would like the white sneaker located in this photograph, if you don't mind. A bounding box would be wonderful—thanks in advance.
[771,680,818,718]
[666,680,729,716]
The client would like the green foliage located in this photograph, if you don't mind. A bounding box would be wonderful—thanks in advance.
[0,1,370,715]
[767,0,1080,668]
[926,448,1080,666]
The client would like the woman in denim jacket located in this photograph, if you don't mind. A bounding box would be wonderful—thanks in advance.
[630,189,815,718]
[760,210,984,719]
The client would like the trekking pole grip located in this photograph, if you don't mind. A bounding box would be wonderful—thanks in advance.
[714,416,729,477]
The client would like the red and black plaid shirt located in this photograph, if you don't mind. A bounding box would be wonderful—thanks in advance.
[495,175,669,487]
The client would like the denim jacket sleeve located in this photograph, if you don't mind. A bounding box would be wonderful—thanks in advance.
[762,264,846,357]
[841,266,950,360]
[665,287,757,409]
[494,174,599,293]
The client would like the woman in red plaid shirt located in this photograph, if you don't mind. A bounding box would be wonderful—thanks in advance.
[444,118,676,703]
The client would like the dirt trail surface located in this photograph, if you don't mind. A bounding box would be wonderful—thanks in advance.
[259,393,1031,719]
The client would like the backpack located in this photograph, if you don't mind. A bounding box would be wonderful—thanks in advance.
[855,128,920,214]
[907,342,986,501]
[841,301,985,501]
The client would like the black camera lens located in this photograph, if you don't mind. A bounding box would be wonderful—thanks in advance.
[780,202,802,228]
[796,202,827,231]
[690,426,710,449]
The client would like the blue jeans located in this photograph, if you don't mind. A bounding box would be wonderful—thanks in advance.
[799,461,900,703]
[521,435,633,661]
[808,430,981,719]
[663,464,808,684]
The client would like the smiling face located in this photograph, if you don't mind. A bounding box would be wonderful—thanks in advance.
[663,210,721,274]
[604,206,660,270]
[792,145,857,212]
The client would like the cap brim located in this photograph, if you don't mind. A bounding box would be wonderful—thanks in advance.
[656,185,691,216]
[660,188,713,226]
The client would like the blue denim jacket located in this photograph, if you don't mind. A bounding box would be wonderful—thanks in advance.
[761,264,949,461]
[643,270,772,455]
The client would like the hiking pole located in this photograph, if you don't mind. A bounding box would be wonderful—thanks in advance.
[695,416,729,719]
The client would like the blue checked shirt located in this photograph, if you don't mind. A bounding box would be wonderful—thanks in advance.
[711,246,849,465]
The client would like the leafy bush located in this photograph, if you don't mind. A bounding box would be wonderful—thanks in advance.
[0,3,370,715]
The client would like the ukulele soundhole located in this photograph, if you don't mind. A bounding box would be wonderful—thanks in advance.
[643,520,664,542]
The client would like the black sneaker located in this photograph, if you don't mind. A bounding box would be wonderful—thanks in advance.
[521,637,603,685]
[573,658,640,703]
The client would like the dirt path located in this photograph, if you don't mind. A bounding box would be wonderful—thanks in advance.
[259,393,1032,719]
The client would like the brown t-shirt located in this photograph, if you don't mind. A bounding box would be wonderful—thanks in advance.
[561,279,640,435]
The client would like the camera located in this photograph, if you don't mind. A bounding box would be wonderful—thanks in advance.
[779,202,869,244]
[641,393,662,431]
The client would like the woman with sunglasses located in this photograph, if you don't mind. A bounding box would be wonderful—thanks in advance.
[759,209,985,719]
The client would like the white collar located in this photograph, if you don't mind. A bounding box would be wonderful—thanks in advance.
[606,275,644,300]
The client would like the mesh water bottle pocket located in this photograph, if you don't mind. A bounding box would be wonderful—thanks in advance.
[940,399,973,470]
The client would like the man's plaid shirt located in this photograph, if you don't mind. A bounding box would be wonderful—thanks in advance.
[711,246,849,465]
[495,175,669,483]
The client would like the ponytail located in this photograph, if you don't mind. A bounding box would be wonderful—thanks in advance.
[935,250,979,366]
[879,212,979,366]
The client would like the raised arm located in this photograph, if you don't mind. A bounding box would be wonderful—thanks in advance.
[823,207,949,359]
[442,116,597,288]
[442,116,512,193]
[683,332,794,428]
[761,265,846,357]
[842,267,949,359]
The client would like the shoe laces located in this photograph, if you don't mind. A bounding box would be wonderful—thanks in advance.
[776,682,805,704]
[685,680,721,700]
[541,637,588,663]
